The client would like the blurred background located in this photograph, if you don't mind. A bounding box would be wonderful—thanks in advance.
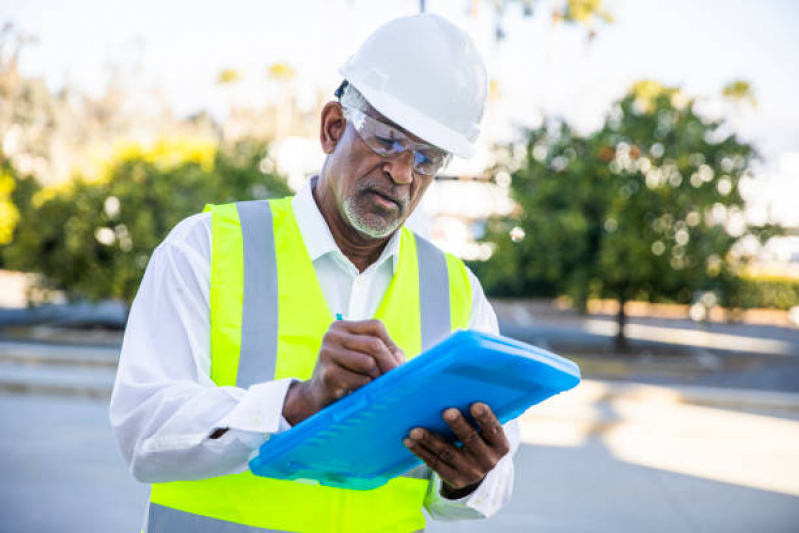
[1,0,798,531]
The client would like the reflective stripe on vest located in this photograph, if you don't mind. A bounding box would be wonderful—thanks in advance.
[236,200,279,388]
[147,198,472,532]
[147,503,425,533]
[148,503,287,532]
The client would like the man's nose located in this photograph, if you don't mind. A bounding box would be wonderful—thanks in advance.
[383,150,414,185]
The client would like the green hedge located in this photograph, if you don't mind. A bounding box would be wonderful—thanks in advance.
[728,277,799,310]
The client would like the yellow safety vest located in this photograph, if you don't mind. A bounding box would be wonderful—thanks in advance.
[145,198,472,532]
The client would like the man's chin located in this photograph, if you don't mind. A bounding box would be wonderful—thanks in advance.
[350,211,402,239]
[343,195,406,239]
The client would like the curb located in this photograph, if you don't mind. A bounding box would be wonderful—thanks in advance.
[0,381,112,400]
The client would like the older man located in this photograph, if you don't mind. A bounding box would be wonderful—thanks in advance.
[111,13,519,532]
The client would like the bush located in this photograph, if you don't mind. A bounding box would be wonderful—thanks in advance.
[1,138,291,305]
[726,277,799,310]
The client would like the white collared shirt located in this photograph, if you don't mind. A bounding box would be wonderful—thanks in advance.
[110,179,519,522]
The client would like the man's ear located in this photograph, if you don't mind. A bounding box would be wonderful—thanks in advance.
[320,101,346,154]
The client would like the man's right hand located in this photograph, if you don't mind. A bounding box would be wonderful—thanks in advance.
[282,319,404,426]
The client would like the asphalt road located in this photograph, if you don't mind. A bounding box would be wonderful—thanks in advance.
[2,300,799,531]
[2,390,798,533]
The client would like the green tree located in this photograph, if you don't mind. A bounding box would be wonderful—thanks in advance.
[2,139,290,306]
[480,81,776,351]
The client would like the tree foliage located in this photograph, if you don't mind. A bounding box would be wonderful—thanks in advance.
[0,160,21,245]
[478,81,779,348]
[1,139,290,305]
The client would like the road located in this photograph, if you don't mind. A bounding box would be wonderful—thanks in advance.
[2,384,798,533]
[2,304,799,531]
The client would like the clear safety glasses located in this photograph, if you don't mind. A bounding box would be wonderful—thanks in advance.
[342,106,452,176]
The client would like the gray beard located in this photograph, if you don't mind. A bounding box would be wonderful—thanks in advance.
[342,194,403,238]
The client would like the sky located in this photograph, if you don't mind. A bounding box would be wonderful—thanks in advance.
[3,0,799,226]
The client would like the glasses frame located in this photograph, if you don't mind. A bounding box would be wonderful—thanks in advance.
[341,106,452,177]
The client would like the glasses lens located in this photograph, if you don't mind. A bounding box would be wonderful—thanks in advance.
[413,149,451,176]
[345,107,450,176]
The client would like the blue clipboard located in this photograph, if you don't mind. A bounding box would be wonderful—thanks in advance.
[249,330,581,490]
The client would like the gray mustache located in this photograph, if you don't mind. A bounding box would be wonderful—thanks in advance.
[358,180,409,207]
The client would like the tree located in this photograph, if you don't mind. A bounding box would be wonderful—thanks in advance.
[1,138,290,306]
[479,81,774,351]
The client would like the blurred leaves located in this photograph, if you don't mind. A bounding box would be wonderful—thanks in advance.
[267,62,296,82]
[1,139,290,305]
[556,0,614,31]
[217,68,243,85]
[476,0,613,42]
[0,161,20,245]
[722,80,757,108]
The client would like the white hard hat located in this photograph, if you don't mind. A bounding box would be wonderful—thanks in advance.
[339,14,488,159]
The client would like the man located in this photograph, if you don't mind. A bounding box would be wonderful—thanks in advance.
[111,13,519,532]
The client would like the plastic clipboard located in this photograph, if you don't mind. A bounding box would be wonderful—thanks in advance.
[249,330,581,490]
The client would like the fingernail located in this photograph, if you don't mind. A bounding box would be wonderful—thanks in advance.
[410,428,424,440]
[445,409,458,421]
[403,438,413,448]
[473,404,486,416]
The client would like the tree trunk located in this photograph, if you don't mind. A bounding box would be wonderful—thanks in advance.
[614,297,629,353]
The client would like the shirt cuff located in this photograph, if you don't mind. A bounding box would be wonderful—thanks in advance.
[424,453,514,521]
[209,378,297,448]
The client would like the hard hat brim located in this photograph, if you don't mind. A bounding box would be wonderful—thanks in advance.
[340,75,477,160]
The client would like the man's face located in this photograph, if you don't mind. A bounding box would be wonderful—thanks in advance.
[328,104,439,239]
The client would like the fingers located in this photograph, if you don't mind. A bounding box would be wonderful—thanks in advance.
[310,319,404,410]
[402,405,511,489]
[443,408,490,457]
[329,343,381,378]
[344,319,405,367]
[317,364,372,403]
[340,333,396,375]
[470,403,510,455]
[403,429,462,485]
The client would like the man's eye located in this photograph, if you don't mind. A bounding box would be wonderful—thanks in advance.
[414,152,431,166]
[374,136,395,148]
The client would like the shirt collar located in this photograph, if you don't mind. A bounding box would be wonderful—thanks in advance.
[291,177,402,274]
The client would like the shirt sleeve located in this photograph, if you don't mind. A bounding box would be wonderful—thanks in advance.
[109,214,294,483]
[423,268,520,521]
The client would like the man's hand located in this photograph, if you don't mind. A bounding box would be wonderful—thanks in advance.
[403,402,510,499]
[283,319,404,425]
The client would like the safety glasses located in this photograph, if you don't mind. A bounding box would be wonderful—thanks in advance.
[342,106,452,176]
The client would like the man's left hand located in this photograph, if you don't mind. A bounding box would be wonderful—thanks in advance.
[403,402,510,499]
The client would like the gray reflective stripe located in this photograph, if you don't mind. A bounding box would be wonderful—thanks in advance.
[235,201,278,389]
[414,234,450,351]
[147,503,288,532]
[147,503,422,533]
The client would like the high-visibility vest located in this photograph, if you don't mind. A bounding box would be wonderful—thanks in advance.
[145,198,472,532]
